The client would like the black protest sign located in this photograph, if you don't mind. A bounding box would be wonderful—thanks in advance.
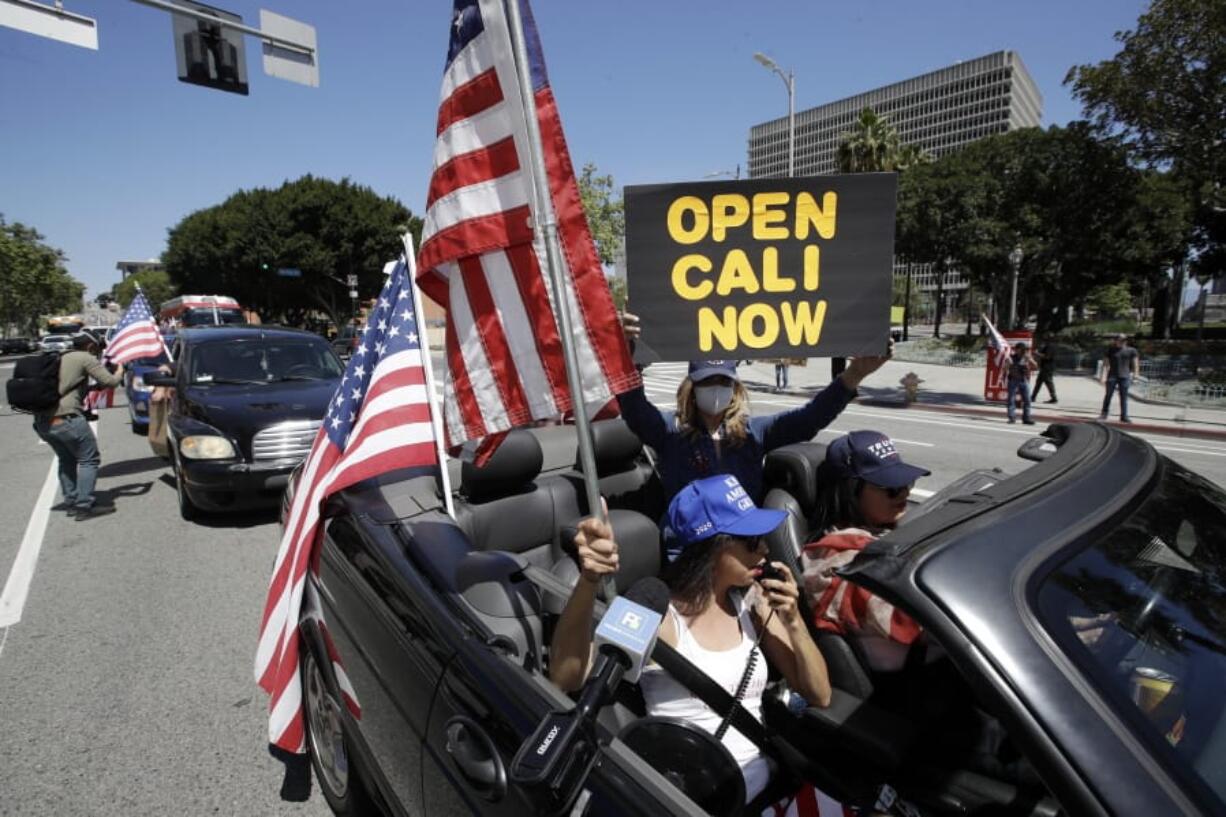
[624,175,896,362]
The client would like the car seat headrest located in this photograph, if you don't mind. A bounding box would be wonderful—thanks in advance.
[557,509,660,591]
[762,442,827,517]
[460,429,544,502]
[578,419,644,477]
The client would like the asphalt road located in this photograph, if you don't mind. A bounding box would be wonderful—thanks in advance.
[4,354,1226,817]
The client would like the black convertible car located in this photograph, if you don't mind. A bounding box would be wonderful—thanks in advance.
[290,420,1226,816]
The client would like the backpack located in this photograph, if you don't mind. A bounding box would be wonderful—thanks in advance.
[6,352,79,413]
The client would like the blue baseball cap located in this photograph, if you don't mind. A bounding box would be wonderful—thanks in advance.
[687,360,739,383]
[667,474,787,549]
[825,431,930,489]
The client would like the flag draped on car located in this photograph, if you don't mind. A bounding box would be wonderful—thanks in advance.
[254,259,438,752]
[416,0,639,452]
[103,292,164,366]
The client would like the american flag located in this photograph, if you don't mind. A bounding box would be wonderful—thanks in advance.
[83,385,117,411]
[104,292,164,366]
[983,315,1012,368]
[415,0,639,453]
[254,259,438,752]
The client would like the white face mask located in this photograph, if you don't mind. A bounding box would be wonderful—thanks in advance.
[694,384,734,416]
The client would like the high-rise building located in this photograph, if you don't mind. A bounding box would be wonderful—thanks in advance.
[747,50,1042,178]
[747,51,1042,326]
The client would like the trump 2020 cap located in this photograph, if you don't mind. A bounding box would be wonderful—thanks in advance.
[667,474,786,550]
[825,431,930,489]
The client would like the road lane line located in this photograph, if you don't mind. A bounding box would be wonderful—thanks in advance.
[0,458,58,628]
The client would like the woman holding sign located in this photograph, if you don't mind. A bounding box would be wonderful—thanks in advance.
[618,313,889,518]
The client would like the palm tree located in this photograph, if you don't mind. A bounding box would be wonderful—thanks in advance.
[837,108,932,338]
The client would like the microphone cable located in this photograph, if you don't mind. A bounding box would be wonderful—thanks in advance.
[713,605,774,741]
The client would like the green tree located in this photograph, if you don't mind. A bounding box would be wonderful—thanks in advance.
[0,216,85,335]
[1066,0,1224,281]
[606,274,627,312]
[577,162,624,267]
[1087,282,1134,319]
[112,268,176,309]
[163,176,415,329]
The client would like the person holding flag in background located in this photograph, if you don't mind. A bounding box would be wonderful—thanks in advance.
[84,290,169,414]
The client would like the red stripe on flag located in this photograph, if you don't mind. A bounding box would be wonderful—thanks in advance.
[363,363,427,404]
[344,404,433,449]
[460,256,533,427]
[506,243,569,411]
[426,137,520,211]
[535,88,639,394]
[417,205,534,274]
[330,441,439,491]
[444,313,487,443]
[435,67,503,136]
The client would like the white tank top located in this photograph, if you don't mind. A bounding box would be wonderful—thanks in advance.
[639,590,771,801]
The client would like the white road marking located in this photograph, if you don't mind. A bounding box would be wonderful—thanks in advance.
[911,488,935,499]
[0,458,58,628]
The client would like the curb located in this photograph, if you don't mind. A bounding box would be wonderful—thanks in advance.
[742,380,1226,443]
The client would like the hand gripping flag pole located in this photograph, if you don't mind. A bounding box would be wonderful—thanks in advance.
[503,0,608,550]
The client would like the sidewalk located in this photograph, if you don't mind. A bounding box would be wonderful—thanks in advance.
[742,359,1226,442]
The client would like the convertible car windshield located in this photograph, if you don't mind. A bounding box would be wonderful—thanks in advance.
[188,338,343,384]
[1037,459,1226,810]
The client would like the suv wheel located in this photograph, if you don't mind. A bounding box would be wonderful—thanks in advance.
[173,454,198,521]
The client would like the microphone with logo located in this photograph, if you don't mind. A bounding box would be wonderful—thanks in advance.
[510,577,670,793]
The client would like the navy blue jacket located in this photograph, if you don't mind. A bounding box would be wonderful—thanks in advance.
[617,379,856,503]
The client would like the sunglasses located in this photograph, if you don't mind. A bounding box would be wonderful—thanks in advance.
[864,482,913,499]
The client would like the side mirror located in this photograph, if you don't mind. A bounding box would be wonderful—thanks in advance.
[144,373,177,388]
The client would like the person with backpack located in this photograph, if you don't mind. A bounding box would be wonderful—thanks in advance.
[14,331,122,519]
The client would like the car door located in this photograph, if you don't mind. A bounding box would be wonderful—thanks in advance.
[314,515,452,816]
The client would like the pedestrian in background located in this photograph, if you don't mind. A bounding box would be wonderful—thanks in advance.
[33,331,123,520]
[1100,333,1139,423]
[1031,336,1058,404]
[1006,342,1036,425]
[774,359,790,390]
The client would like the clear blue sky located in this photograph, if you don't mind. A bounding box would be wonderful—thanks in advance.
[0,0,1148,300]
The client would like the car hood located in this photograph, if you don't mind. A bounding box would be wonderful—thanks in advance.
[180,379,337,455]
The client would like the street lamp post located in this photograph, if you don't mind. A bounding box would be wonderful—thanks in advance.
[754,52,794,177]
[1008,245,1023,330]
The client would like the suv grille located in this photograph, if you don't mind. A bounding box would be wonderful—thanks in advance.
[251,420,321,462]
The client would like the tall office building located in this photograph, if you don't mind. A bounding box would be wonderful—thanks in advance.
[747,51,1042,321]
[748,51,1042,178]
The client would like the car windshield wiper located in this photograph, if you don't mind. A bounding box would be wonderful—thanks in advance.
[194,377,268,385]
[274,375,328,381]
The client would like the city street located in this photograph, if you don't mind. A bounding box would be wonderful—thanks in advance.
[4,354,1226,816]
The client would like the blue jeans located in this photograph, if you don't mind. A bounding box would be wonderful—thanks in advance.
[1101,376,1131,420]
[1006,379,1031,422]
[34,414,100,509]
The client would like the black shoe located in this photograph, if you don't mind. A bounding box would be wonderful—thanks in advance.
[1121,417,1133,424]
[51,501,78,512]
[74,505,116,521]
[1008,418,1017,424]
[1023,419,1036,425]
[1045,399,1058,404]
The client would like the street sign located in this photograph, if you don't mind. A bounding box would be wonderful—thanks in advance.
[277,268,302,278]
[345,274,358,287]
[0,0,98,50]
[171,1,249,96]
[259,9,318,88]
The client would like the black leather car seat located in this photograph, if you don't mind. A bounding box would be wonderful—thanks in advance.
[760,442,829,585]
[548,510,661,614]
[571,418,666,523]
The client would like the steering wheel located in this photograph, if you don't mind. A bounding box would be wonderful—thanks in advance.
[284,363,320,378]
[617,717,745,817]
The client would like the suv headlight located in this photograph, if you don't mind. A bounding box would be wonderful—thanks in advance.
[180,435,237,460]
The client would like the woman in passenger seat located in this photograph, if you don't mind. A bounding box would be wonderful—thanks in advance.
[801,431,931,673]
[551,475,853,814]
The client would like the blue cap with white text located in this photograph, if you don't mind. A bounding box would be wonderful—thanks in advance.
[667,474,786,550]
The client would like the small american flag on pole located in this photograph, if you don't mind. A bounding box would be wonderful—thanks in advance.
[416,0,639,453]
[103,292,164,366]
[983,315,1013,369]
[254,258,438,753]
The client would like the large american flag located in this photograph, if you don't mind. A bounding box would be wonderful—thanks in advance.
[104,292,164,365]
[254,259,438,752]
[416,0,639,452]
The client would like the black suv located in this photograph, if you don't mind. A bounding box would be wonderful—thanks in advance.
[149,326,342,520]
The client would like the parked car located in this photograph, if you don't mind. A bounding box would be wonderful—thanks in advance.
[288,420,1226,817]
[146,326,342,520]
[0,337,35,355]
[123,338,174,435]
[331,324,363,361]
[37,334,73,353]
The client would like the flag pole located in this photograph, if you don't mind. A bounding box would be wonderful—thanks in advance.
[403,235,456,520]
[503,0,607,532]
